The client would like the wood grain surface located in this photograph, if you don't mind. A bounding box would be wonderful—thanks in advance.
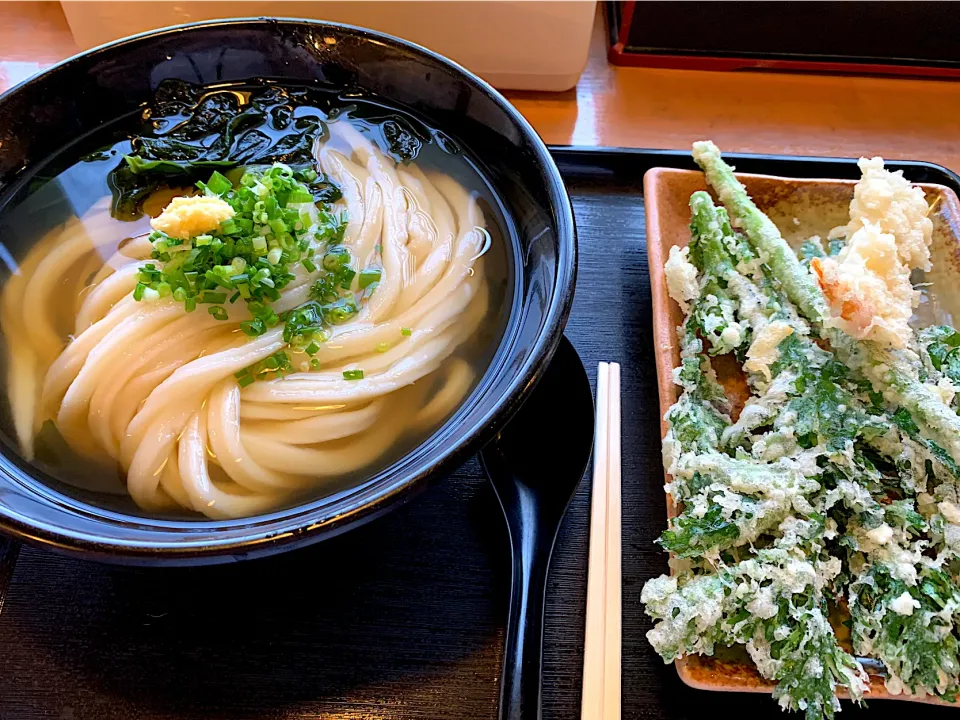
[506,10,960,176]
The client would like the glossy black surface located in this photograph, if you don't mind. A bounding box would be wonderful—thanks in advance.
[5,147,959,719]
[0,19,575,562]
[482,335,594,720]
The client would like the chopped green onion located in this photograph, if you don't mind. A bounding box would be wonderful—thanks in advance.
[204,170,233,197]
[199,291,227,304]
[286,190,314,204]
[205,270,234,289]
[358,267,382,289]
[343,369,364,381]
[322,246,351,271]
[240,319,263,337]
[234,350,293,385]
[128,164,357,343]
[322,297,358,325]
[305,341,320,356]
[401,327,412,337]
[339,268,356,289]
[376,342,390,353]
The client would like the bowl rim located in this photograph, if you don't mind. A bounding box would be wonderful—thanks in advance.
[0,16,577,563]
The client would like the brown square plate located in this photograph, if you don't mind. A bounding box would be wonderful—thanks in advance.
[643,165,960,702]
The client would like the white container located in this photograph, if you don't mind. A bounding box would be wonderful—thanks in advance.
[59,1,596,91]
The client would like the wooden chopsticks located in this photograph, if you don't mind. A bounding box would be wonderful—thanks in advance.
[582,362,622,720]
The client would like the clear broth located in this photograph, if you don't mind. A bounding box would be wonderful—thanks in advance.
[0,82,518,518]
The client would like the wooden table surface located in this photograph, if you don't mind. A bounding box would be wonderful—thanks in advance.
[506,11,960,173]
[2,2,959,174]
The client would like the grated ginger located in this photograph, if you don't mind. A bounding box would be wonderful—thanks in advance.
[151,195,235,240]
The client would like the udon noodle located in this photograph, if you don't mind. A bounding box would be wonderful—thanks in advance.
[0,121,491,518]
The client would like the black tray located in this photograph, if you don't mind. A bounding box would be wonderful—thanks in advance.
[1,147,959,720]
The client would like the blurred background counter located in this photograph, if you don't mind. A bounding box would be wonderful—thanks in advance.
[1,1,959,174]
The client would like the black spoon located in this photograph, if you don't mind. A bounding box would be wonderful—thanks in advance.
[481,335,595,720]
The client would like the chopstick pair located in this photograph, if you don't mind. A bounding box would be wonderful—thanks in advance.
[581,362,621,720]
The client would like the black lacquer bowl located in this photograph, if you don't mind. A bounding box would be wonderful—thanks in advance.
[0,19,575,564]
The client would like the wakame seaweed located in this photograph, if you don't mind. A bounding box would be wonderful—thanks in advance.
[381,118,424,162]
[105,80,342,220]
